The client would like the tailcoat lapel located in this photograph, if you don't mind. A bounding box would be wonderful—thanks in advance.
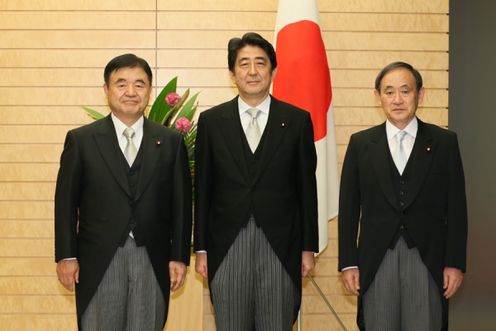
[93,116,132,197]
[135,119,162,201]
[252,101,289,185]
[219,97,250,179]
[403,119,435,209]
[369,123,398,210]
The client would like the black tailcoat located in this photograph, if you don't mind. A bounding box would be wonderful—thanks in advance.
[194,96,319,321]
[55,116,192,327]
[338,119,468,330]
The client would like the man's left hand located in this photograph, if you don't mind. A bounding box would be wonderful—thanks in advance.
[443,267,464,299]
[169,261,187,292]
[301,251,315,277]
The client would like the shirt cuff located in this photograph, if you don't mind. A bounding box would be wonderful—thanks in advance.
[341,266,358,271]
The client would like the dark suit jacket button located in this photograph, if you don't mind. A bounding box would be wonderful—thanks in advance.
[399,201,405,206]
[399,191,405,196]
[400,225,405,230]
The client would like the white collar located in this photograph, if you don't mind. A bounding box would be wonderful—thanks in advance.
[111,113,144,135]
[237,95,271,115]
[386,117,418,140]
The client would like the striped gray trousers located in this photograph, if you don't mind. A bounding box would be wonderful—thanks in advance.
[363,237,442,331]
[81,237,166,331]
[210,218,296,331]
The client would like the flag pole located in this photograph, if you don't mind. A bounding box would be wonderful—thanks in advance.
[307,274,348,331]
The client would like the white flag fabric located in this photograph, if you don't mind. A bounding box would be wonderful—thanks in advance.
[273,0,339,253]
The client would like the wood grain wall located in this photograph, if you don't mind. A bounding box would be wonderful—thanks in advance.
[0,0,448,330]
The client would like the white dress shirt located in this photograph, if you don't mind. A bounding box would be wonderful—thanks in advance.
[386,117,418,172]
[238,95,271,135]
[111,113,144,156]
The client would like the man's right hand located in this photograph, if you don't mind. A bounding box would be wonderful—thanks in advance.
[56,259,79,292]
[195,252,208,278]
[341,268,360,296]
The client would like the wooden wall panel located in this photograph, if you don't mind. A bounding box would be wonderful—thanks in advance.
[0,258,55,276]
[0,31,156,49]
[0,125,76,143]
[0,69,104,86]
[0,239,53,257]
[0,164,58,181]
[0,145,63,162]
[0,49,156,67]
[0,12,155,29]
[0,0,449,330]
[0,1,156,10]
[0,183,54,201]
[0,202,53,219]
[0,295,75,313]
[0,221,53,238]
[0,276,64,294]
[0,88,108,106]
[0,107,94,125]
[0,315,77,331]
[159,12,448,32]
[324,32,448,50]
[329,50,449,69]
[158,49,227,68]
[158,0,447,13]
[317,0,448,12]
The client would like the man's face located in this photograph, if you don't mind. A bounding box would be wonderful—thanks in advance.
[375,68,424,129]
[104,66,151,124]
[230,45,274,103]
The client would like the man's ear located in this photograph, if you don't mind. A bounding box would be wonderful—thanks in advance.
[418,87,425,104]
[374,89,381,105]
[229,70,236,83]
[103,83,109,96]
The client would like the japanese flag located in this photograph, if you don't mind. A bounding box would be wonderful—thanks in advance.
[273,0,339,253]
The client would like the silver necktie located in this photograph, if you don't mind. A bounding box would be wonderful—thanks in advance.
[394,130,408,174]
[246,108,261,153]
[123,127,137,166]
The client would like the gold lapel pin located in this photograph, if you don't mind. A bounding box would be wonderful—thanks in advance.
[426,147,431,152]
[156,140,161,145]
[281,122,285,127]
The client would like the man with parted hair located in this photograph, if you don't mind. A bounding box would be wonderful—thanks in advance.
[55,53,192,330]
[194,32,319,330]
[339,61,468,330]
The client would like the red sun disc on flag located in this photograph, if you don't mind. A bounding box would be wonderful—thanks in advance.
[273,20,332,141]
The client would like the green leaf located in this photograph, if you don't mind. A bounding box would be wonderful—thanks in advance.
[148,77,177,124]
[172,89,190,112]
[183,124,197,161]
[164,89,190,126]
[173,92,200,123]
[82,106,105,120]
